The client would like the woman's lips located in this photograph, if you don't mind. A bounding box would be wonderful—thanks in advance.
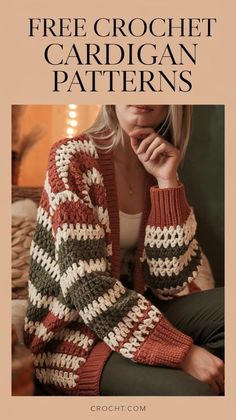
[130,105,154,113]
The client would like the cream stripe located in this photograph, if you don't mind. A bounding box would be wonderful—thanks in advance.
[144,208,197,249]
[55,222,105,249]
[36,207,52,231]
[103,302,161,357]
[28,281,78,322]
[55,138,98,189]
[143,239,200,277]
[35,367,78,388]
[78,280,126,323]
[60,258,108,296]
[119,307,161,359]
[44,172,92,218]
[94,206,111,233]
[33,352,86,371]
[44,172,57,217]
[149,260,203,297]
[51,189,92,212]
[53,328,94,349]
[103,296,152,348]
[82,167,104,186]
[24,317,54,342]
[30,240,61,282]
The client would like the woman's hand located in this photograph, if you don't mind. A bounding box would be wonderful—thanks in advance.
[180,344,225,394]
[129,127,181,188]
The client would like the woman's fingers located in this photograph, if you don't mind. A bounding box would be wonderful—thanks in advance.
[129,136,140,153]
[209,375,224,394]
[214,358,225,392]
[129,126,180,182]
[201,374,223,395]
[206,358,224,394]
[146,141,179,162]
[129,127,155,154]
[130,134,156,154]
[141,137,163,161]
[136,134,157,154]
[129,127,155,141]
[180,345,225,396]
[149,143,167,161]
[216,365,225,393]
[210,380,221,395]
[215,379,224,394]
[130,128,177,158]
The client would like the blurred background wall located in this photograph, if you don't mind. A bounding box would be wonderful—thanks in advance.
[12,104,100,186]
[180,105,224,287]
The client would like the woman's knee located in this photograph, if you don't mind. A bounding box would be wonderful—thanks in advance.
[100,353,218,396]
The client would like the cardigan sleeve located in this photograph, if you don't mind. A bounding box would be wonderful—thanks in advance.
[141,183,203,299]
[24,138,194,368]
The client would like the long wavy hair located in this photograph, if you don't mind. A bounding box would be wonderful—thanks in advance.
[85,105,193,160]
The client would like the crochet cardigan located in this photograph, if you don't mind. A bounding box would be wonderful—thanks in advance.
[23,133,203,396]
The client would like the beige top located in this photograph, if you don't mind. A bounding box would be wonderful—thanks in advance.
[119,210,142,249]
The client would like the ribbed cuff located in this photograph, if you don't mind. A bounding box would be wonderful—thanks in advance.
[149,183,190,228]
[133,316,193,367]
[77,341,113,395]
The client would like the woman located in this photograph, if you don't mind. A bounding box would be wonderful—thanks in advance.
[24,105,224,396]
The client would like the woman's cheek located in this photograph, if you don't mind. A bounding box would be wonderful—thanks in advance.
[115,106,130,131]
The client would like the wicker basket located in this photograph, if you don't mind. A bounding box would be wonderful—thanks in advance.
[12,185,43,204]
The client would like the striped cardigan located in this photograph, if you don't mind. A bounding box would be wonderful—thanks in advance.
[23,133,203,395]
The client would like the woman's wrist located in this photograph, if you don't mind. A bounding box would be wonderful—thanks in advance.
[179,344,196,369]
[156,176,179,189]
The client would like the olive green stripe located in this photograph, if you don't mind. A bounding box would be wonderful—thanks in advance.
[145,241,191,259]
[68,273,118,309]
[86,290,140,339]
[33,223,55,259]
[29,258,60,299]
[142,247,202,290]
[25,287,73,324]
[58,237,107,275]
[68,272,140,338]
[25,303,48,323]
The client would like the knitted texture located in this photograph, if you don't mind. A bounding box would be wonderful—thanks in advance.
[23,134,203,395]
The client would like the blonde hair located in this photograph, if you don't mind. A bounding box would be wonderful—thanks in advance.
[85,105,193,160]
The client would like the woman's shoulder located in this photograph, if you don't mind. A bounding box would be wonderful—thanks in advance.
[46,133,100,192]
[48,132,97,158]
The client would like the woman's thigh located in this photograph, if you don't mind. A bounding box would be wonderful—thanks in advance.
[145,287,224,360]
[100,351,217,396]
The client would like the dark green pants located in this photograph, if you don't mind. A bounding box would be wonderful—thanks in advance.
[100,287,224,396]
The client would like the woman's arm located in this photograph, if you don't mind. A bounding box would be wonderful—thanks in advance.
[130,126,202,297]
[141,183,202,298]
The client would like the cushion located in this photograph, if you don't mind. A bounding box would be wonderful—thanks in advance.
[12,299,28,345]
[12,198,37,220]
